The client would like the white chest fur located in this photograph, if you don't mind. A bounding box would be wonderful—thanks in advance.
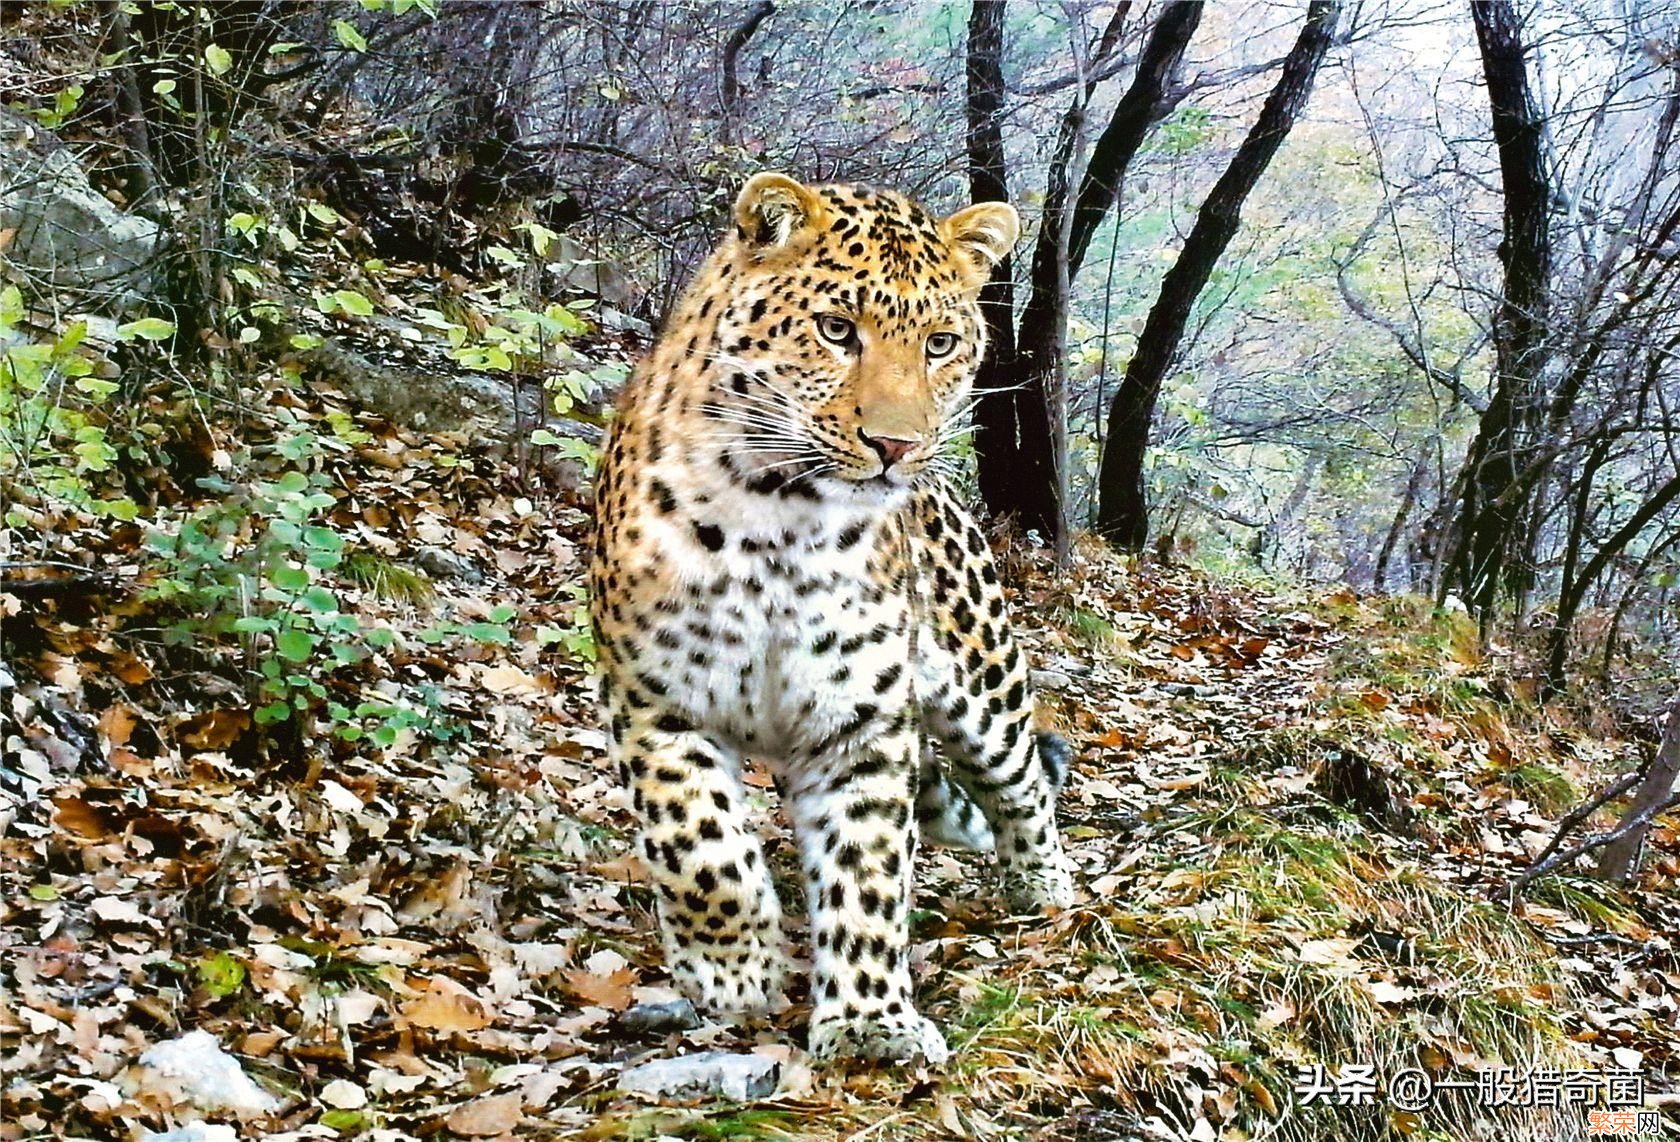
[626,462,916,763]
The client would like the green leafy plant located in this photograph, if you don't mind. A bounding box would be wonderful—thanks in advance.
[0,286,149,524]
[537,583,597,666]
[141,432,513,744]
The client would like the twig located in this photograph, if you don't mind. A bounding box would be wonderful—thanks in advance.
[0,560,126,597]
[1510,783,1680,899]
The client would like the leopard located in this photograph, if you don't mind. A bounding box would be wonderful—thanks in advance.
[588,172,1077,1064]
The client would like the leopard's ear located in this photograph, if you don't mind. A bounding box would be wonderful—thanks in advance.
[733,172,823,250]
[941,201,1020,286]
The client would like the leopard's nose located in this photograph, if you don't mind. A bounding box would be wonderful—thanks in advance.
[860,431,919,470]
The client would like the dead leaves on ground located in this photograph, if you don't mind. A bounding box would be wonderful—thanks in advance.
[4,407,1678,1139]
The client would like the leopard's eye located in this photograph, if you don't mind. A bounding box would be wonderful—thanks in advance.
[926,332,960,359]
[815,314,856,345]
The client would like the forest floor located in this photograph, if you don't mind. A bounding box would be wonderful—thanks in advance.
[4,356,1679,1142]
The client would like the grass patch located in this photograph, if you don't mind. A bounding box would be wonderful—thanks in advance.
[344,550,436,605]
[945,808,1586,1141]
[1529,876,1645,933]
[1505,761,1579,814]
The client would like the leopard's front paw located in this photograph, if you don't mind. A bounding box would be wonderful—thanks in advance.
[1002,854,1076,912]
[666,937,784,1016]
[808,1010,950,1065]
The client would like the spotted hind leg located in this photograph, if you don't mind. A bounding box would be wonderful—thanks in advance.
[912,492,1075,911]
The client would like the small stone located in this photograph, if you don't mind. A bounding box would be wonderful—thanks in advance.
[319,1078,366,1109]
[618,1051,779,1101]
[140,1126,239,1142]
[615,998,701,1036]
[1031,668,1074,692]
[133,1030,279,1117]
[414,546,483,584]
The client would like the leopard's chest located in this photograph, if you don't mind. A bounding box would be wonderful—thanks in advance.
[628,494,916,762]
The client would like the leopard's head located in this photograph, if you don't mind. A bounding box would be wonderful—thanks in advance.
[696,173,1018,501]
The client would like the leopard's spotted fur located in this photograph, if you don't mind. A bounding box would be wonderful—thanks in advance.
[589,173,1075,1062]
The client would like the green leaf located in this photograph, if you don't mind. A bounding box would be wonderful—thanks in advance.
[117,317,176,342]
[331,289,374,317]
[28,884,58,902]
[204,43,233,76]
[301,586,338,613]
[97,498,141,521]
[270,565,310,592]
[255,701,292,725]
[307,202,341,226]
[303,526,344,552]
[489,603,516,623]
[268,41,305,55]
[232,616,278,634]
[275,628,315,662]
[459,622,511,645]
[0,285,23,328]
[196,951,246,998]
[332,19,368,52]
[74,378,119,399]
[289,333,324,350]
[274,471,310,494]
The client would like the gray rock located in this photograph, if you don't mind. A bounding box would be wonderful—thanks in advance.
[618,1051,779,1102]
[546,234,634,309]
[616,998,701,1036]
[413,545,483,585]
[0,111,159,309]
[1031,668,1074,692]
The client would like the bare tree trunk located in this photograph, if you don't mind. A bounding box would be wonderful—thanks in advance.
[720,1,774,145]
[1095,1,1340,549]
[1445,0,1553,625]
[964,0,1045,537]
[990,0,1200,546]
[1375,449,1430,590]
[100,1,159,208]
[1595,695,1680,884]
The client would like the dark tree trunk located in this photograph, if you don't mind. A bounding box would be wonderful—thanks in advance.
[964,0,1048,534]
[1444,0,1553,622]
[1375,449,1430,590]
[989,0,1201,544]
[1095,1,1339,549]
[720,1,774,145]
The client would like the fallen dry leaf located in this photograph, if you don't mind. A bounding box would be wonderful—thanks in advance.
[445,1091,523,1136]
[400,977,492,1032]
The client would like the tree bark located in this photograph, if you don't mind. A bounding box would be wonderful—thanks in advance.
[984,0,1201,545]
[964,0,1047,535]
[1375,449,1430,590]
[1444,0,1553,623]
[720,1,774,145]
[1094,1,1339,549]
[1595,695,1680,884]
